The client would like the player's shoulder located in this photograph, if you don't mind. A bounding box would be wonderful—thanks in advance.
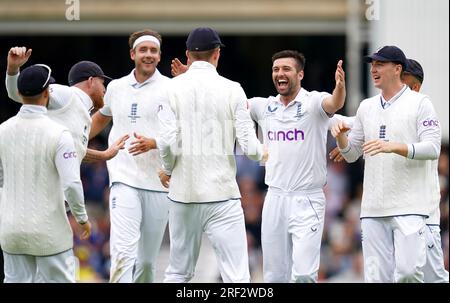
[216,75,243,89]
[406,88,430,103]
[106,74,130,90]
[359,94,379,108]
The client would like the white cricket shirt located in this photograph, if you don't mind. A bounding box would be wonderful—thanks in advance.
[249,88,331,192]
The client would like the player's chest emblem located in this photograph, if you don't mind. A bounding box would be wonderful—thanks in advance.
[128,103,141,124]
[294,103,304,120]
[379,124,388,141]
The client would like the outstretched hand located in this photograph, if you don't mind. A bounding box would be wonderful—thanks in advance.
[329,147,344,162]
[128,132,157,156]
[7,47,32,74]
[330,120,351,138]
[335,60,345,89]
[104,134,129,160]
[171,58,188,77]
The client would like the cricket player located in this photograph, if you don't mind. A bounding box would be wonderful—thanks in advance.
[0,64,91,282]
[401,59,448,283]
[156,27,265,283]
[89,29,170,283]
[248,50,346,282]
[331,46,441,282]
[5,47,128,163]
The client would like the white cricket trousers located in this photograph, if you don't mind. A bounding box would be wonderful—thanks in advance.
[361,215,426,283]
[422,225,449,283]
[3,249,76,283]
[261,188,326,283]
[164,199,250,283]
[109,183,169,283]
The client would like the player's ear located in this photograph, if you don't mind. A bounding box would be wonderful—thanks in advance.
[130,48,136,61]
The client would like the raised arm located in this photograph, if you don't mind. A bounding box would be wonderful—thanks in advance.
[5,47,32,103]
[322,60,346,115]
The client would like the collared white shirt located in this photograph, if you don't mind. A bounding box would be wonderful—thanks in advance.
[380,84,408,109]
[249,88,331,192]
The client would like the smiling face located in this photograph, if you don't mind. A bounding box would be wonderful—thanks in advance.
[370,60,402,90]
[272,57,304,102]
[130,40,161,79]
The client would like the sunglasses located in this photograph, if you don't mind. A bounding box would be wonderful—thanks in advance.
[34,64,52,88]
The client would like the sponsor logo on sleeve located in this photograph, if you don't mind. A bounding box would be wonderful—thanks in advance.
[63,152,77,159]
[422,119,439,127]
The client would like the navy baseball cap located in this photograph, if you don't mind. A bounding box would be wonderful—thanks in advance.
[404,59,424,83]
[17,64,55,97]
[68,61,112,86]
[186,27,225,51]
[364,45,407,69]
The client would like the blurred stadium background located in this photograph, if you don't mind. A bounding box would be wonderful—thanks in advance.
[0,0,448,282]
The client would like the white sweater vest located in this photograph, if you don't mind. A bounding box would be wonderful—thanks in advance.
[163,65,247,202]
[358,89,432,218]
[0,113,73,256]
[47,92,92,161]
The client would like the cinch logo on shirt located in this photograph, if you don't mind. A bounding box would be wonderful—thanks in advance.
[267,129,305,141]
[63,152,77,159]
[422,119,439,127]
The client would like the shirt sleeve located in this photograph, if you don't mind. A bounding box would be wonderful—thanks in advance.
[314,91,332,119]
[340,108,364,163]
[55,131,88,224]
[406,97,441,160]
[234,89,263,161]
[156,90,178,175]
[5,73,71,110]
[5,73,21,103]
[0,158,3,188]
[247,97,267,124]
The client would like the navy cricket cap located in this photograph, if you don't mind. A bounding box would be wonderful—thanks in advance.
[68,61,112,86]
[17,64,55,97]
[404,58,424,83]
[186,27,225,51]
[364,45,407,69]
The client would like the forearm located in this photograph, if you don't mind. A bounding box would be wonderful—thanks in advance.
[330,85,346,113]
[90,112,111,139]
[337,135,362,163]
[82,148,108,163]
